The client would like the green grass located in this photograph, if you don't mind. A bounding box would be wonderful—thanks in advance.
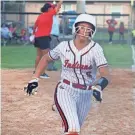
[102,45,133,68]
[1,44,133,69]
[94,32,129,40]
[1,45,62,69]
[1,46,36,68]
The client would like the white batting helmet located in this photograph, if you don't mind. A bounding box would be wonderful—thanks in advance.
[72,14,96,38]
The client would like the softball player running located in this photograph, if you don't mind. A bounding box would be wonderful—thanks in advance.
[25,14,110,135]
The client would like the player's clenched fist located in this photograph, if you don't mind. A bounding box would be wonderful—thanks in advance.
[91,77,109,102]
[92,86,102,102]
[24,78,39,96]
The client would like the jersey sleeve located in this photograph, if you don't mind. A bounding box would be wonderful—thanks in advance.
[93,44,108,68]
[48,41,65,60]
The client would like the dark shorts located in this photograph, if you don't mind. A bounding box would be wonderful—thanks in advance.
[34,36,51,50]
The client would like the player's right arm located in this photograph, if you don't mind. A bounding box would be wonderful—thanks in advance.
[24,41,63,95]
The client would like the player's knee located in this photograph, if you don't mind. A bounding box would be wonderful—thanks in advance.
[65,132,79,135]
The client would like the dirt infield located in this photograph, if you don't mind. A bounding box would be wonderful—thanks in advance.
[2,69,135,135]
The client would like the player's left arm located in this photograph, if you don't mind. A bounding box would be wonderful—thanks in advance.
[92,66,110,102]
[92,45,111,102]
[98,65,110,83]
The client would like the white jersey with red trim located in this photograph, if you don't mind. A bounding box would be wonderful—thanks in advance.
[49,40,108,86]
[49,40,108,133]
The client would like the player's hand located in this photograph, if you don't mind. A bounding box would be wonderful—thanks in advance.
[92,85,102,102]
[24,78,39,96]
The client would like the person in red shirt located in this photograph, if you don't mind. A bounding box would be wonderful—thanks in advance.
[119,22,125,43]
[106,18,117,44]
[33,0,62,78]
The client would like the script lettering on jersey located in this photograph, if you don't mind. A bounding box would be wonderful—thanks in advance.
[64,60,92,70]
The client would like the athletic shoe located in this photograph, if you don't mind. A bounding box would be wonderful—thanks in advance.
[40,73,50,79]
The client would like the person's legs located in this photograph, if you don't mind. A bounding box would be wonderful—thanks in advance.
[109,31,112,43]
[76,90,92,127]
[39,48,50,78]
[120,33,124,44]
[54,83,80,134]
[34,36,51,78]
[41,48,50,56]
[122,33,124,41]
[110,32,113,43]
[109,31,113,44]
[119,33,121,41]
[119,33,122,44]
[34,48,42,72]
[34,44,49,74]
[112,32,114,42]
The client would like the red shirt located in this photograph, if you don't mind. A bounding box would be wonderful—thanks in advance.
[34,8,56,37]
[106,19,117,32]
[119,26,124,33]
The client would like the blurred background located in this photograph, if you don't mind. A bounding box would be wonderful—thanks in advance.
[1,0,135,69]
[1,0,135,45]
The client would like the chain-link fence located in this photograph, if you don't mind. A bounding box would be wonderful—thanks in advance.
[1,12,132,46]
[59,13,131,45]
